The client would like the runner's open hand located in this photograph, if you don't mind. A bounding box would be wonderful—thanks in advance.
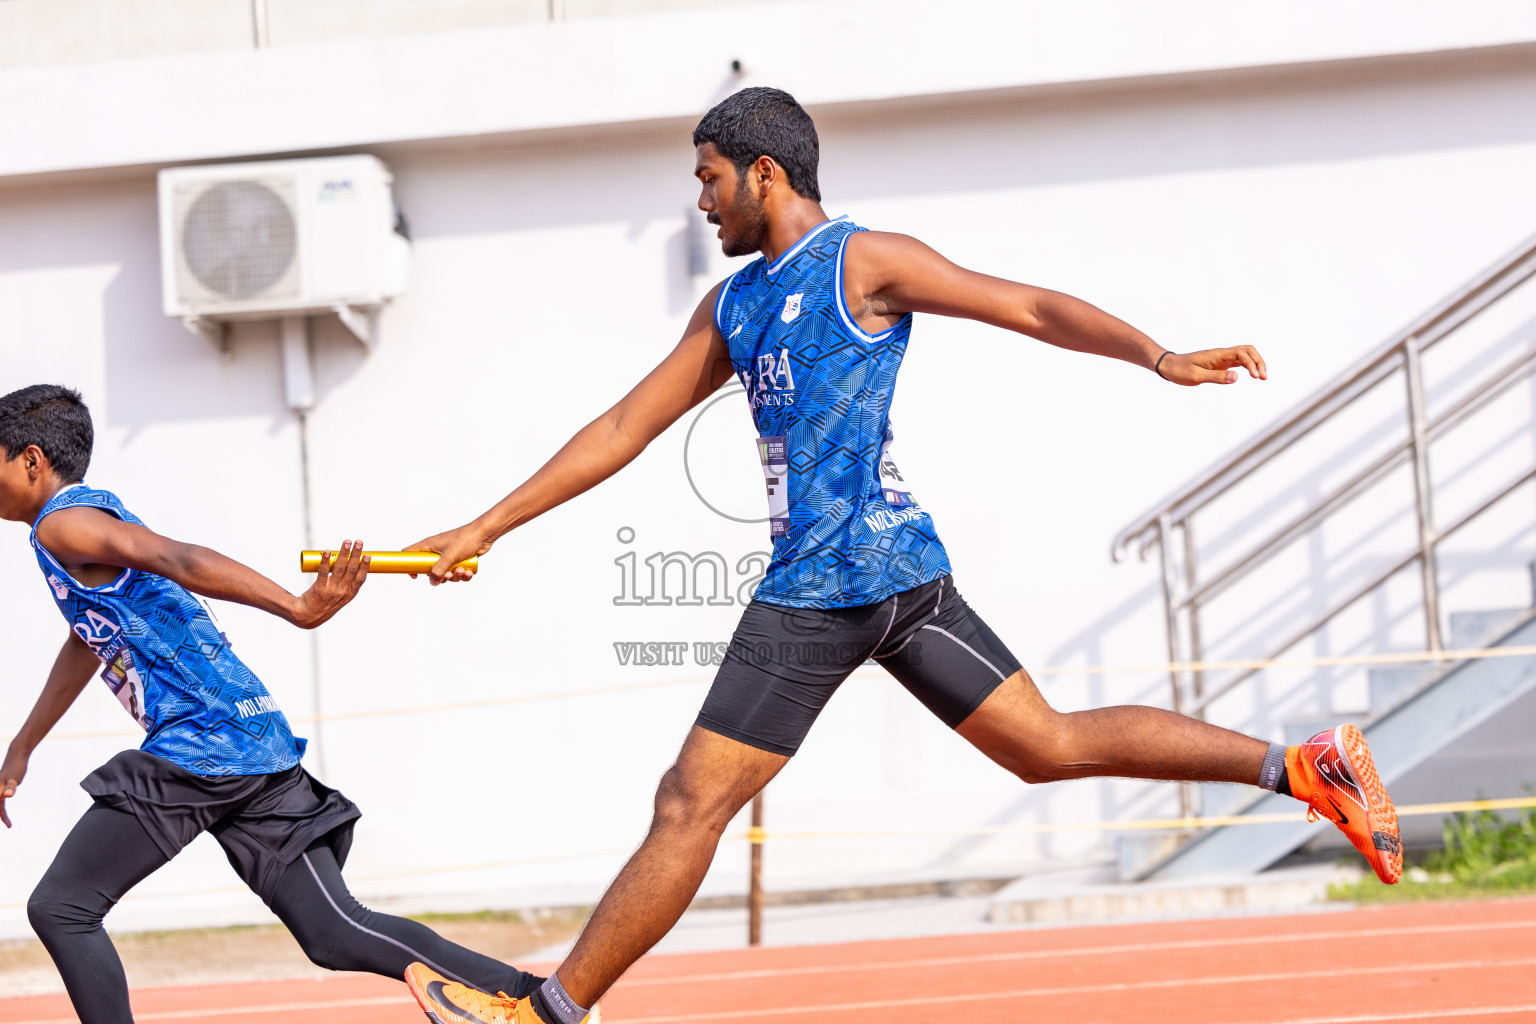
[290,540,370,629]
[1,746,27,828]
[1157,346,1267,386]
[405,523,492,586]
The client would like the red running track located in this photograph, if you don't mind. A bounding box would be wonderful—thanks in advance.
[2,899,1534,1024]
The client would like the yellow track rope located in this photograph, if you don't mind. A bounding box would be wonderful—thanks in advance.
[10,643,1534,745]
[3,795,1525,910]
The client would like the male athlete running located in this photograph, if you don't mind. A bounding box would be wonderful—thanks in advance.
[0,386,551,1023]
[403,88,1401,1024]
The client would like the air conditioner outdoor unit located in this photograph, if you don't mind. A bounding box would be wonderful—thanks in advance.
[157,154,410,347]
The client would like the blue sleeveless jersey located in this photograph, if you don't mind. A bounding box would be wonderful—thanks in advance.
[716,217,952,608]
[31,486,304,776]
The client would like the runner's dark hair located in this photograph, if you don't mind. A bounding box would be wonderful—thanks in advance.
[693,87,821,201]
[0,385,94,483]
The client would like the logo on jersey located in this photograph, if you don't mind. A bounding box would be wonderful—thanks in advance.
[781,293,803,323]
[235,695,282,719]
[863,505,929,532]
[47,573,70,600]
[744,348,797,409]
[73,607,124,658]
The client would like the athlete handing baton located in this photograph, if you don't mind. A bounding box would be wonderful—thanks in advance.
[403,88,1400,1024]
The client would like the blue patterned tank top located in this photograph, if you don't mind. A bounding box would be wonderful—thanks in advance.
[715,217,952,608]
[31,485,304,775]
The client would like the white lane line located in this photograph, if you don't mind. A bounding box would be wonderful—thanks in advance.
[5,918,1533,1023]
[616,916,1536,986]
[4,959,1531,1024]
[614,955,1536,1022]
[1236,1004,1536,1024]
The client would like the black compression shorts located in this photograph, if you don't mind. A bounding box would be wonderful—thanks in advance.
[696,575,1022,756]
[81,749,360,903]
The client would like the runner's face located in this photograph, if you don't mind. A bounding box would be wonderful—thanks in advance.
[0,456,23,520]
[695,144,768,258]
[0,447,42,522]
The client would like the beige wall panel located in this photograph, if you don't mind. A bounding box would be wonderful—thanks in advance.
[564,0,796,18]
[264,0,547,46]
[0,0,252,69]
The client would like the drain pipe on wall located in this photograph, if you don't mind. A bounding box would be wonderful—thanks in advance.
[281,315,325,779]
[251,0,270,48]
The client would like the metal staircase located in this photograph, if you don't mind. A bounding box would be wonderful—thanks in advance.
[1111,230,1536,881]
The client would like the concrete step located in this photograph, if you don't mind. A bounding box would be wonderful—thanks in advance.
[1280,608,1532,746]
[1282,717,1361,745]
[1145,611,1536,881]
[1199,782,1256,819]
[1368,665,1436,709]
[1113,784,1268,880]
[1116,831,1196,882]
[1448,607,1531,650]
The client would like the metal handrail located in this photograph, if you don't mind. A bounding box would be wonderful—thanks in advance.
[1111,225,1536,732]
[1180,343,1536,612]
[1112,228,1536,563]
[1186,456,1536,717]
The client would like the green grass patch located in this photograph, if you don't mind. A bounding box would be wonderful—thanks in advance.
[1331,803,1536,903]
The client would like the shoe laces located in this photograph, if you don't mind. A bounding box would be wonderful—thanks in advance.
[444,982,521,1016]
[1304,790,1346,826]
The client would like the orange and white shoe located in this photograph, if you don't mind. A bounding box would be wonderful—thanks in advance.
[405,963,536,1024]
[1286,724,1401,884]
[405,964,601,1024]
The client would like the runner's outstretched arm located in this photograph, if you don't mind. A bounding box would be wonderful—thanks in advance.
[842,231,1268,386]
[8,517,366,819]
[409,283,735,584]
[33,510,369,629]
[0,633,97,828]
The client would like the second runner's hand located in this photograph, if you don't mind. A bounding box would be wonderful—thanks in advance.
[406,522,493,585]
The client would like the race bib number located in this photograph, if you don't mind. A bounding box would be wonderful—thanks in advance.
[757,435,790,538]
[101,649,151,731]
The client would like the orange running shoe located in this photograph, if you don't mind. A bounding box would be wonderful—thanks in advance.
[1286,724,1401,884]
[405,964,601,1024]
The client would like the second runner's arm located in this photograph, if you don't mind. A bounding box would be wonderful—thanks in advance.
[842,232,1267,386]
[1,633,99,828]
[410,283,735,584]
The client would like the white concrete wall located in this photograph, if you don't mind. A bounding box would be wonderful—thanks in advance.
[3,0,1536,937]
[0,0,796,69]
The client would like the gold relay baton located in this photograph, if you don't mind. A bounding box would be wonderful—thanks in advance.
[299,551,479,575]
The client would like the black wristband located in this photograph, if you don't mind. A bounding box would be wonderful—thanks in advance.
[1154,350,1172,380]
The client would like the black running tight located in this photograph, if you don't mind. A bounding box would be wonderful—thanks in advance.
[27,804,540,1024]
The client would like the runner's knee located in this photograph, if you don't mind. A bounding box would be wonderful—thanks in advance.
[988,746,1067,784]
[988,709,1079,785]
[294,927,354,973]
[1012,757,1069,785]
[272,852,382,973]
[286,907,373,973]
[652,764,742,834]
[27,880,111,940]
